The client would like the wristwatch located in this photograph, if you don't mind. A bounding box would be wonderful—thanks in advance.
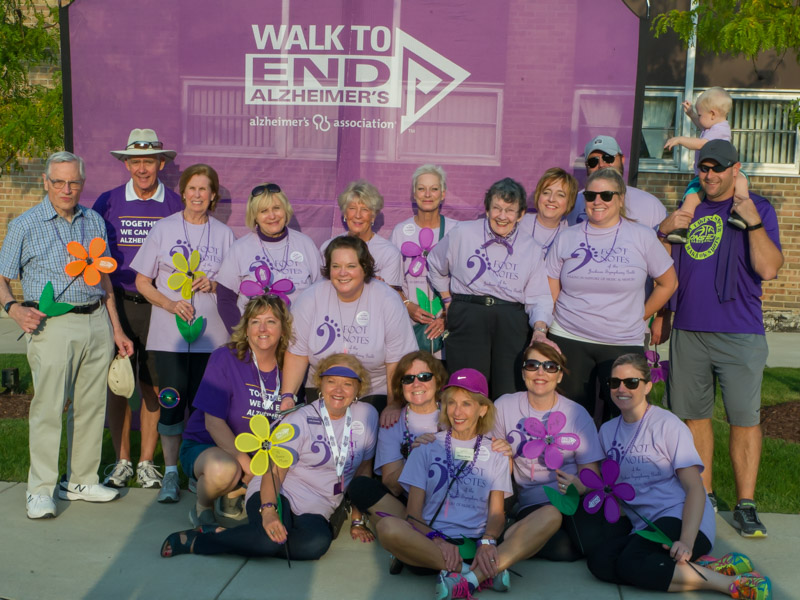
[479,538,497,546]
[3,300,17,314]
[746,222,764,231]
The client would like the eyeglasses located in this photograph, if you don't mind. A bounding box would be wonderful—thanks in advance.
[585,154,616,169]
[584,190,620,203]
[47,178,84,191]
[608,377,648,389]
[522,359,561,373]
[400,372,434,385]
[126,141,163,150]
[251,183,282,197]
[698,163,731,174]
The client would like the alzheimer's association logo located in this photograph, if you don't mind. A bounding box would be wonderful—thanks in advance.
[245,25,469,132]
[686,214,723,260]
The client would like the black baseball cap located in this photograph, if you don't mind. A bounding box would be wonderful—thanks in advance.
[698,139,739,167]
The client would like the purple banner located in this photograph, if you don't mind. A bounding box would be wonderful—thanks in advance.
[68,0,639,244]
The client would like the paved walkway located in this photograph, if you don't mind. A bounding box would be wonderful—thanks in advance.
[0,482,794,600]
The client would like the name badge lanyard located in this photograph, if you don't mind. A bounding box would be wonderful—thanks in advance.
[319,401,352,494]
[252,352,280,413]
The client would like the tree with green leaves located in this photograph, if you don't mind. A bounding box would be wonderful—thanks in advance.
[0,0,62,175]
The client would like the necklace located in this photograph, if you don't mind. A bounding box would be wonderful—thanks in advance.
[181,213,211,265]
[258,230,290,272]
[532,217,561,255]
[582,219,622,263]
[444,429,483,498]
[251,350,279,414]
[400,403,439,459]
[610,404,651,464]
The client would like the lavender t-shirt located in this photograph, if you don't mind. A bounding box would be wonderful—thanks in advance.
[427,219,553,327]
[546,220,673,345]
[493,392,604,509]
[246,400,378,519]
[569,187,667,231]
[289,279,418,395]
[671,193,781,334]
[390,216,458,305]
[215,229,322,311]
[320,234,403,287]
[598,406,716,542]
[130,212,234,352]
[695,120,732,174]
[183,346,281,444]
[375,407,440,474]
[519,213,568,258]
[399,431,512,538]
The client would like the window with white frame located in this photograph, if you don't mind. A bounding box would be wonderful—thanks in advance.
[640,87,800,175]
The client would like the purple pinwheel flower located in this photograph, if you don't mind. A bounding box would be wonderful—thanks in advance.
[401,228,435,277]
[521,411,581,470]
[239,264,295,306]
[580,458,635,523]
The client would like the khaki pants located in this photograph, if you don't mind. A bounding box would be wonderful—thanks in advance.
[26,307,114,496]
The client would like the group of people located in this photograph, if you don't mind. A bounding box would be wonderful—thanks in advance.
[0,106,782,600]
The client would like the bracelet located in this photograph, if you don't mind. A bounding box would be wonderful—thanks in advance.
[351,518,366,528]
[426,530,445,540]
[442,297,452,305]
[656,229,668,240]
[533,327,547,334]
[259,502,278,514]
[402,299,411,305]
[746,222,763,231]
[280,392,296,402]
[479,538,497,546]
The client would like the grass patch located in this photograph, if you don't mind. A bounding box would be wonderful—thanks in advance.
[0,353,33,394]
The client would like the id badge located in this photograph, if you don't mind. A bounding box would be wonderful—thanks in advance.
[333,480,343,495]
[453,446,474,461]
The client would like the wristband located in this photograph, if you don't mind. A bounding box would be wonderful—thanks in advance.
[3,300,17,314]
[259,502,278,514]
[280,392,296,402]
[746,222,763,231]
[533,327,547,334]
[442,297,452,305]
[656,229,668,240]
[479,538,497,546]
[402,299,411,305]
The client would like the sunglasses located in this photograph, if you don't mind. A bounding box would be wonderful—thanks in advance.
[126,141,163,150]
[251,183,282,197]
[584,190,620,203]
[698,163,731,174]
[400,372,434,385]
[585,154,616,169]
[522,359,561,373]
[608,377,648,389]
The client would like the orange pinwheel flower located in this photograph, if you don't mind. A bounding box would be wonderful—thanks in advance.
[65,237,117,286]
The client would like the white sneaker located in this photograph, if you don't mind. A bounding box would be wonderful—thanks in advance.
[26,493,57,519]
[103,459,133,488]
[58,480,120,502]
[136,461,163,489]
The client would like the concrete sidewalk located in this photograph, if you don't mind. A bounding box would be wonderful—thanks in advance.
[0,482,793,600]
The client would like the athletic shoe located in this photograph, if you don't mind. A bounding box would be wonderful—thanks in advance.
[666,228,688,244]
[103,459,133,488]
[216,493,244,518]
[477,569,510,592]
[728,211,748,230]
[435,572,476,600]
[157,471,180,503]
[189,504,218,528]
[733,500,768,538]
[136,461,163,489]
[708,491,718,513]
[58,480,120,502]
[729,574,771,599]
[697,552,754,576]
[26,493,56,519]
[188,476,198,494]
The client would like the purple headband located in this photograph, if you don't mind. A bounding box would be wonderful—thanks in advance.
[320,365,362,381]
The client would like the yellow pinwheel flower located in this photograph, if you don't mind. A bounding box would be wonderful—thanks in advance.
[166,249,206,300]
[235,414,298,476]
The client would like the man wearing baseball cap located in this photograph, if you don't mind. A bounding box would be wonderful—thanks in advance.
[92,129,183,492]
[658,139,784,538]
[568,135,667,229]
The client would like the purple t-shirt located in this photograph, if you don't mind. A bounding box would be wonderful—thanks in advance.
[246,400,378,519]
[390,216,458,305]
[374,407,440,474]
[671,193,781,334]
[183,346,280,444]
[695,120,732,174]
[546,219,673,345]
[399,431,512,538]
[492,392,605,509]
[569,186,667,230]
[320,234,403,287]
[289,279,418,395]
[130,212,235,352]
[427,219,553,327]
[92,181,183,292]
[215,229,322,312]
[519,213,568,258]
[598,406,716,542]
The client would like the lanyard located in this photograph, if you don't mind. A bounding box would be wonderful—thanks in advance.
[252,352,280,412]
[319,401,352,477]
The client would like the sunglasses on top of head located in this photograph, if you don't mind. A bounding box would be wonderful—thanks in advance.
[251,183,282,197]
[584,190,620,203]
[608,377,648,390]
[522,359,561,373]
[585,153,616,169]
[400,372,434,385]
[698,163,731,174]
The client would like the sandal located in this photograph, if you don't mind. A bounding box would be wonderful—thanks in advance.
[160,528,200,558]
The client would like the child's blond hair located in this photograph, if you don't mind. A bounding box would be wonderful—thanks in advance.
[696,86,733,117]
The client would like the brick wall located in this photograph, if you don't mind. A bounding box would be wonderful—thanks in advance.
[639,172,800,330]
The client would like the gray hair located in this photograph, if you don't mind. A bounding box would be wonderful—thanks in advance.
[45,151,86,180]
[412,164,447,192]
[337,180,384,215]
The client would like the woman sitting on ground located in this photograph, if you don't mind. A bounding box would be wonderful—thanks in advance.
[586,354,771,599]
[161,353,378,560]
[179,295,292,527]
